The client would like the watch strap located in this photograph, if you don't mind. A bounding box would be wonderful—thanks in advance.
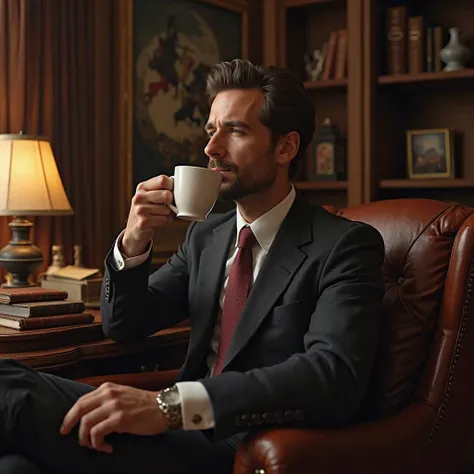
[156,385,183,430]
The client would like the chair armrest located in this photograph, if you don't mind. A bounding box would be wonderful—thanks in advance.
[234,403,435,474]
[77,369,179,391]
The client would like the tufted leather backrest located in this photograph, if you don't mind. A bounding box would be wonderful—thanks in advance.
[324,198,474,420]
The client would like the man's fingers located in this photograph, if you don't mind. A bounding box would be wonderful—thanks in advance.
[61,393,101,435]
[78,405,111,449]
[135,189,174,206]
[135,202,173,217]
[90,415,122,454]
[137,175,173,192]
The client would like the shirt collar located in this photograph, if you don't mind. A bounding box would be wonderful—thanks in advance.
[235,185,296,253]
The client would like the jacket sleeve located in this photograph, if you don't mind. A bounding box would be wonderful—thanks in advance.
[101,223,196,343]
[199,223,385,440]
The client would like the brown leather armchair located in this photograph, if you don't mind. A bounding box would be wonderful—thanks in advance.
[80,198,474,474]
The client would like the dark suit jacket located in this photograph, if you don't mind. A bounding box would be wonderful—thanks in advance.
[101,193,385,441]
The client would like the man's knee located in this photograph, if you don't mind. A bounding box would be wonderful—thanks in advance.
[0,358,31,375]
[0,454,43,474]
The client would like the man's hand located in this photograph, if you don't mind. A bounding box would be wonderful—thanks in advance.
[122,175,175,257]
[60,382,168,454]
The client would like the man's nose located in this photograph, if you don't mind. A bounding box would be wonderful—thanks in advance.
[204,134,226,159]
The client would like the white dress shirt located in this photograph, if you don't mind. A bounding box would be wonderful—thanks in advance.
[112,185,296,430]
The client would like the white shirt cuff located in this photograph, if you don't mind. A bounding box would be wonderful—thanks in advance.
[111,230,152,271]
[176,382,215,430]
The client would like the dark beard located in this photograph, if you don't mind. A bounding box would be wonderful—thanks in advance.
[218,172,275,201]
[210,148,277,201]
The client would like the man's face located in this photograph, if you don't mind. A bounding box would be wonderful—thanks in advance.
[204,89,277,201]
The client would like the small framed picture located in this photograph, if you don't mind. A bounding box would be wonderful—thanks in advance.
[406,128,454,179]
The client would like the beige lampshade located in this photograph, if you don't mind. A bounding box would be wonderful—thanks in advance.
[0,134,73,216]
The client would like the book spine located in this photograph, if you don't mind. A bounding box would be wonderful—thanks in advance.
[322,31,339,80]
[426,27,434,72]
[433,26,443,72]
[19,312,94,330]
[6,292,68,304]
[387,6,407,74]
[408,16,424,73]
[334,29,348,79]
[29,301,85,317]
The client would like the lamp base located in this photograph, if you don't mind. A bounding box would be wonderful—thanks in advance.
[0,216,43,288]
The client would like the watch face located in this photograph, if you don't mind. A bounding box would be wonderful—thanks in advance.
[162,388,181,405]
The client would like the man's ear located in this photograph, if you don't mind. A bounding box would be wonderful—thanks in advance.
[275,131,300,166]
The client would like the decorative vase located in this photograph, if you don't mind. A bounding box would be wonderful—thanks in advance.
[440,28,471,72]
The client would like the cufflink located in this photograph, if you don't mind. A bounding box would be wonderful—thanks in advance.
[192,414,203,425]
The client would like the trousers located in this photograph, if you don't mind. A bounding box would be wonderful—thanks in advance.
[0,359,236,474]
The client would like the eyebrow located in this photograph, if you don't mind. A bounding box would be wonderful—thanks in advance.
[204,120,251,131]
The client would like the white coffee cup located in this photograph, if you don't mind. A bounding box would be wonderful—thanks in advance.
[169,165,222,221]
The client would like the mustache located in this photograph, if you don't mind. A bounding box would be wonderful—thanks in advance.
[208,160,236,171]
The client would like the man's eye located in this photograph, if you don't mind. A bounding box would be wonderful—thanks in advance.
[230,128,243,135]
[207,131,215,138]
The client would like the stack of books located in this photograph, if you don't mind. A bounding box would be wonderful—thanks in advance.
[0,287,94,331]
[41,265,102,309]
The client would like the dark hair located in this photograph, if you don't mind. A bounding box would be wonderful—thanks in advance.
[205,59,315,178]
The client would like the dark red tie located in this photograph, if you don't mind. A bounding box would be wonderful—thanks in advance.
[213,226,257,375]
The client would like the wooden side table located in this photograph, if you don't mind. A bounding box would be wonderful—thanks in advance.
[0,310,190,380]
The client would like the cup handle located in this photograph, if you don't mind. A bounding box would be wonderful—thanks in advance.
[168,176,178,214]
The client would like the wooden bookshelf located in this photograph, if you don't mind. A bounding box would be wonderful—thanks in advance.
[265,0,360,207]
[378,68,474,85]
[264,0,474,209]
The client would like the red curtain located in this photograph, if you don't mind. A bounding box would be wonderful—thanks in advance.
[0,0,122,283]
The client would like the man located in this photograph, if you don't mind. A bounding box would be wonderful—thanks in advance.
[0,59,385,474]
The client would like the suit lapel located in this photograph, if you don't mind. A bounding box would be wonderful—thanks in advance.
[222,194,314,369]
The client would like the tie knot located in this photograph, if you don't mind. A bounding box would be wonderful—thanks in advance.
[238,226,256,249]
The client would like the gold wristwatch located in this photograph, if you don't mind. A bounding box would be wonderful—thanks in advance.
[156,385,183,430]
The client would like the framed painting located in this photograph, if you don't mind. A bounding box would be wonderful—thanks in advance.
[116,0,248,225]
[406,128,455,179]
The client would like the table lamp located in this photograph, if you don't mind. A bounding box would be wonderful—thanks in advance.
[0,133,73,288]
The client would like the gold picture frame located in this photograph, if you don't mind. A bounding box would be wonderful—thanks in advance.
[406,128,454,179]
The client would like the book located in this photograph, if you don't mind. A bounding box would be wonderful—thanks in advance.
[387,6,407,74]
[408,16,424,74]
[433,26,444,72]
[0,300,85,318]
[0,312,95,330]
[41,275,102,302]
[0,287,68,304]
[334,29,348,79]
[51,265,100,280]
[426,26,434,72]
[322,31,339,80]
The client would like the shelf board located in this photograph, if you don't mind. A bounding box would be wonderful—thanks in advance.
[378,179,474,189]
[378,69,474,85]
[304,78,348,89]
[293,180,348,190]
